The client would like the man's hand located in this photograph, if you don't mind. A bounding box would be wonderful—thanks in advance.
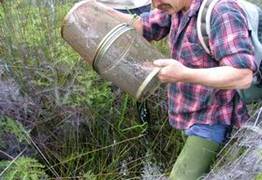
[153,59,189,83]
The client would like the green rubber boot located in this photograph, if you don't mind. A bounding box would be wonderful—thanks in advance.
[169,136,220,180]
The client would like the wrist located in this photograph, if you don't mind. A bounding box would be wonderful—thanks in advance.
[182,67,195,83]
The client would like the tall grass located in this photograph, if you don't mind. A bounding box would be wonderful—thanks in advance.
[0,0,184,179]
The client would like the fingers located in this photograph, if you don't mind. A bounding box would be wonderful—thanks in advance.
[153,59,177,67]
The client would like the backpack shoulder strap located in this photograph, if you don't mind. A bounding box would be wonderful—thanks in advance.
[197,0,219,55]
[197,0,262,75]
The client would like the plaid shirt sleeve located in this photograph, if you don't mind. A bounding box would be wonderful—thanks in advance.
[140,9,171,41]
[209,0,257,72]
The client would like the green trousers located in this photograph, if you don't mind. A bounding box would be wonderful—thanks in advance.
[169,136,220,180]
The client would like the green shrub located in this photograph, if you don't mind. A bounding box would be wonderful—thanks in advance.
[0,156,48,179]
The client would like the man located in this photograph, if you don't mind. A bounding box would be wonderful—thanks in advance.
[125,0,257,179]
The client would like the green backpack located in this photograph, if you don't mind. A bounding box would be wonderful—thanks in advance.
[197,0,262,104]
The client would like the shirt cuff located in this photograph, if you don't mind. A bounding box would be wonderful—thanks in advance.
[220,53,257,72]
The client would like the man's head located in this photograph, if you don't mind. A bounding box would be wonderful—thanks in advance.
[152,0,191,14]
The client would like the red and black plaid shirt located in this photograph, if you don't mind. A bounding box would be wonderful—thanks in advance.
[141,0,257,129]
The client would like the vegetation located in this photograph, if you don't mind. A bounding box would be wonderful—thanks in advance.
[0,0,183,179]
[0,157,48,180]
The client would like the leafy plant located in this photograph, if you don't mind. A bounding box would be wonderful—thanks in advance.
[0,156,48,179]
[0,117,27,142]
[83,170,97,180]
[256,173,262,180]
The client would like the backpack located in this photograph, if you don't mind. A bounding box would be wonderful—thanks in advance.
[197,0,262,104]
